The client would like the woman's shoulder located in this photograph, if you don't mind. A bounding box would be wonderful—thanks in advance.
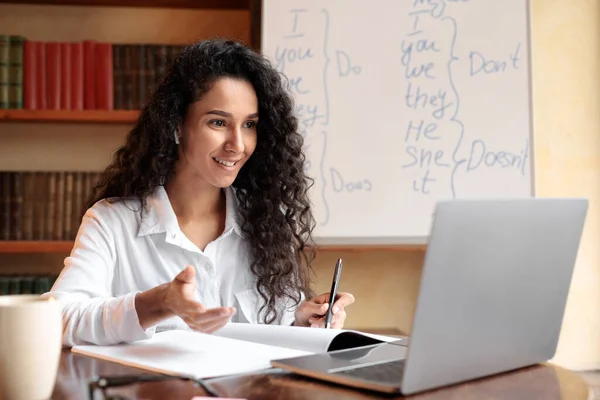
[84,196,145,225]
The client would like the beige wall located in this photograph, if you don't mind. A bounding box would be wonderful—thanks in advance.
[1,1,600,369]
[532,0,600,370]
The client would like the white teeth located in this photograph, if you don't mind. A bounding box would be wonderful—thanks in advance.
[214,158,236,167]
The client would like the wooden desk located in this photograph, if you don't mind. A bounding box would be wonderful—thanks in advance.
[52,349,594,400]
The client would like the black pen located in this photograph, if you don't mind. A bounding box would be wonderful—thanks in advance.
[324,258,343,329]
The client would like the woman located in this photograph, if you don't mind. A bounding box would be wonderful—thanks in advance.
[43,38,355,346]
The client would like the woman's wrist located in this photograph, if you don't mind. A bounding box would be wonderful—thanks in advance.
[293,312,310,327]
[135,283,173,330]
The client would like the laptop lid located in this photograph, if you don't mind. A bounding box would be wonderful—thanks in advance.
[400,198,588,394]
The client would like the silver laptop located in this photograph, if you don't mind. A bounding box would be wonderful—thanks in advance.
[271,198,588,395]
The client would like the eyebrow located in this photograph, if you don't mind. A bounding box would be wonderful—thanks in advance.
[206,109,259,119]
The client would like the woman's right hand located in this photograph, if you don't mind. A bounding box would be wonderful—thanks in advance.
[136,265,236,334]
[163,265,236,333]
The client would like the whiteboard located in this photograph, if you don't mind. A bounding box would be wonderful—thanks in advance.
[261,0,535,245]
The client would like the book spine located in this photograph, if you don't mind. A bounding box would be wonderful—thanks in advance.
[63,171,73,240]
[154,44,168,88]
[8,35,24,109]
[53,171,64,240]
[112,44,124,110]
[144,44,156,100]
[1,172,10,240]
[70,42,84,110]
[45,42,61,110]
[35,42,47,110]
[10,172,23,240]
[95,42,113,110]
[122,45,133,110]
[22,171,35,240]
[60,42,71,110]
[137,44,146,109]
[71,171,83,238]
[0,35,11,109]
[45,172,55,240]
[33,171,46,240]
[83,40,96,109]
[23,40,37,110]
[129,44,140,110]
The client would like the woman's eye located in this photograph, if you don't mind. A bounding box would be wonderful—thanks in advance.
[210,119,225,127]
[244,121,257,129]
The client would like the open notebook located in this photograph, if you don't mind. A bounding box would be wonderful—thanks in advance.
[72,323,405,379]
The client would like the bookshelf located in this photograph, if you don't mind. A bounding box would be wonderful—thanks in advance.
[0,109,139,123]
[0,1,260,253]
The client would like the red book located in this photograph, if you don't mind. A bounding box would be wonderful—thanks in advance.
[83,40,96,109]
[95,42,113,110]
[60,42,71,110]
[45,42,61,110]
[70,42,83,110]
[35,42,46,109]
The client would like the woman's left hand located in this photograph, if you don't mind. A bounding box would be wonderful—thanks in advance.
[294,292,355,329]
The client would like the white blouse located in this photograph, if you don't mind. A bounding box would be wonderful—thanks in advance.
[42,186,297,346]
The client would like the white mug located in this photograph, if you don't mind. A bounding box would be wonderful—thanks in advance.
[0,295,62,400]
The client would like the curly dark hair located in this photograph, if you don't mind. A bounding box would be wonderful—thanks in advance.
[90,38,317,324]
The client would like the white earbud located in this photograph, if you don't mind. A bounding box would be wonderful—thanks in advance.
[174,131,180,145]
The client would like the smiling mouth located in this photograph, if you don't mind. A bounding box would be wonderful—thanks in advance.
[213,157,238,167]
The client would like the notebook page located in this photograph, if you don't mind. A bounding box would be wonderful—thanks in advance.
[71,329,310,379]
[214,323,402,353]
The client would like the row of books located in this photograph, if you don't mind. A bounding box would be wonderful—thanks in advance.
[0,274,58,295]
[0,34,184,111]
[0,170,102,241]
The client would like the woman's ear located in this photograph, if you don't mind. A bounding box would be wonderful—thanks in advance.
[175,122,185,144]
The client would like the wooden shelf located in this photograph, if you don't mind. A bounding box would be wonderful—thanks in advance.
[0,0,249,9]
[0,241,73,253]
[0,109,139,123]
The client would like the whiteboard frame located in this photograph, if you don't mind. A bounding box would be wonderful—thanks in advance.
[258,0,537,247]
